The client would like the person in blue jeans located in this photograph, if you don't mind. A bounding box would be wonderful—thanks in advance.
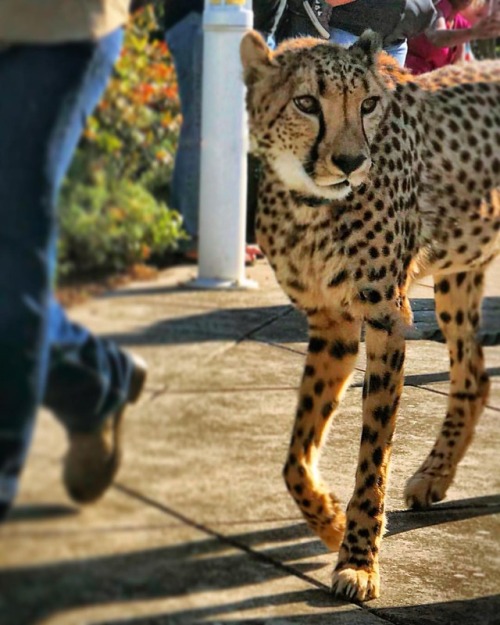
[326,0,437,67]
[163,0,283,256]
[0,2,147,521]
[329,24,409,68]
[164,0,204,255]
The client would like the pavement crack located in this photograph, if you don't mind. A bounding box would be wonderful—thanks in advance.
[114,482,331,594]
[113,484,406,618]
[238,305,296,344]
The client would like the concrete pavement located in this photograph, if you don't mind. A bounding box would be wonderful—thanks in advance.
[1,258,499,625]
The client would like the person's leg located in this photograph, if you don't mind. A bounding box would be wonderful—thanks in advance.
[165,12,203,247]
[275,8,321,42]
[42,30,147,504]
[330,29,408,67]
[384,39,408,67]
[46,298,146,504]
[40,28,139,435]
[44,299,134,434]
[0,41,103,516]
[329,27,360,47]
[0,30,141,518]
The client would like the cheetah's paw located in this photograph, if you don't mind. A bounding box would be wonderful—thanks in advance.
[331,566,379,602]
[316,514,345,551]
[404,470,453,509]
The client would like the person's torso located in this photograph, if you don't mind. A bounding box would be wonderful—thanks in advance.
[0,0,130,43]
[253,0,284,35]
[163,0,203,31]
[329,0,405,40]
[330,0,437,43]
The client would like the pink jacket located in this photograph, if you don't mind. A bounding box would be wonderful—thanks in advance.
[406,0,471,74]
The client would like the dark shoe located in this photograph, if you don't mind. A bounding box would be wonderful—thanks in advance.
[0,502,10,522]
[63,353,147,504]
[302,0,333,39]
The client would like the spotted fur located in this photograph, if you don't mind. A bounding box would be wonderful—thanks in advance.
[241,30,500,601]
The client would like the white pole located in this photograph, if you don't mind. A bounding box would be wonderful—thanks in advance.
[190,0,257,290]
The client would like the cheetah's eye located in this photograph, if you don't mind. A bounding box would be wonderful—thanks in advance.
[361,96,380,115]
[293,95,321,115]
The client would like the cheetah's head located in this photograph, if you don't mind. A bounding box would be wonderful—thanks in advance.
[241,31,391,201]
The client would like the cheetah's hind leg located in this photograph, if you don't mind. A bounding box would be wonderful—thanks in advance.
[405,270,490,509]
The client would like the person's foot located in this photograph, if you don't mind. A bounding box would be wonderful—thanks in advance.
[245,244,264,260]
[302,0,333,39]
[63,352,147,504]
[0,502,9,522]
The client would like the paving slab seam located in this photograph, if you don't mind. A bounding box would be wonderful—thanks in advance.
[405,383,500,413]
[150,385,300,396]
[112,483,408,624]
[348,375,500,412]
[196,515,303,526]
[113,482,330,592]
[248,338,366,376]
[250,339,307,357]
[145,354,498,406]
[139,308,298,404]
[237,306,296,345]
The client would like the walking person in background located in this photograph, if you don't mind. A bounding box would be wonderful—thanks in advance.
[406,0,500,74]
[0,1,147,521]
[163,0,282,260]
[327,0,438,66]
[275,0,438,67]
[163,0,204,260]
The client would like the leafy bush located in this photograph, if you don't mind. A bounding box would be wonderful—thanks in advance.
[80,7,181,183]
[58,170,186,279]
[57,7,185,280]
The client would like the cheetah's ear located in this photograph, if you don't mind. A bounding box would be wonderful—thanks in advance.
[349,30,382,66]
[241,30,275,86]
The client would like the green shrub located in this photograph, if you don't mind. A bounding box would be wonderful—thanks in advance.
[78,7,180,186]
[58,170,186,279]
[57,7,184,281]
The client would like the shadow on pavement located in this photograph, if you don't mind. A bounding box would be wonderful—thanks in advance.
[4,503,78,523]
[101,305,301,346]
[385,494,500,537]
[101,284,199,299]
[95,593,500,625]
[349,366,500,389]
[2,490,498,625]
[98,297,500,349]
[370,595,500,625]
[0,524,329,625]
[402,367,500,386]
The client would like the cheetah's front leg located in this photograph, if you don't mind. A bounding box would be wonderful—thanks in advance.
[284,313,361,552]
[332,318,405,601]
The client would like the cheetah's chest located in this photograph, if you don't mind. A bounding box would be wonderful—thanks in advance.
[256,206,357,312]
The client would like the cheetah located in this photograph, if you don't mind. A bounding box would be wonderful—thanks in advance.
[240,30,500,601]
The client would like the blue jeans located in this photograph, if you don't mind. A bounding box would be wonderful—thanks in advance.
[0,30,135,513]
[330,28,408,67]
[165,12,203,245]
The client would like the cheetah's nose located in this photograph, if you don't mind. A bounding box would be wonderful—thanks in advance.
[331,154,367,176]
